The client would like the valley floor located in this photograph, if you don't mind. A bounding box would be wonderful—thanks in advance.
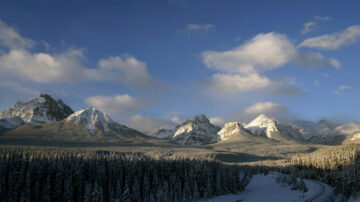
[200,173,335,202]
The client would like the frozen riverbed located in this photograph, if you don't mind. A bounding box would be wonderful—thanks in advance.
[200,173,334,202]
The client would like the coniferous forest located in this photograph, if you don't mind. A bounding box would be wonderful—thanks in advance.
[287,144,360,198]
[0,149,252,202]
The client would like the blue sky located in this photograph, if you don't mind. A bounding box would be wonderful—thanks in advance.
[0,0,359,129]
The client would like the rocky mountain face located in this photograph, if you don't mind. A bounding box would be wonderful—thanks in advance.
[315,120,336,137]
[0,94,74,126]
[151,114,220,145]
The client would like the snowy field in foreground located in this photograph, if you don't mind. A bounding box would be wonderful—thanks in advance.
[200,173,334,202]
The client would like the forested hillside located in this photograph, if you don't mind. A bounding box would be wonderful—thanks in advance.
[288,144,360,198]
[0,149,252,202]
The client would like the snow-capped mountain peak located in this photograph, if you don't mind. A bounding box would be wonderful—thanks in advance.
[0,93,74,125]
[247,114,275,127]
[245,114,278,138]
[158,114,221,145]
[193,114,210,123]
[66,107,118,134]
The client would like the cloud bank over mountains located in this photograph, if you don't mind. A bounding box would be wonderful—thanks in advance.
[210,101,294,127]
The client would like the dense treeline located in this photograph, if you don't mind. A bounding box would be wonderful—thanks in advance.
[291,144,360,171]
[0,150,252,202]
[288,144,360,198]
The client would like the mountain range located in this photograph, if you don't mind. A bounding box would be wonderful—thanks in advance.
[0,93,359,146]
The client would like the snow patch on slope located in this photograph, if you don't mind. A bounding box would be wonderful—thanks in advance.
[350,133,360,141]
[0,117,25,129]
[332,122,360,136]
[150,128,173,139]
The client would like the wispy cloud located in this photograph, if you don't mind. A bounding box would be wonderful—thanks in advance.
[0,20,34,49]
[339,85,352,90]
[313,16,330,21]
[334,85,352,95]
[185,23,214,31]
[0,80,38,95]
[302,21,318,35]
[298,25,360,50]
[301,16,330,35]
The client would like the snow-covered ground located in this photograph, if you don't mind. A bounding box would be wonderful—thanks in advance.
[200,173,334,202]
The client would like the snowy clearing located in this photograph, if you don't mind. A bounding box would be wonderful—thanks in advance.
[200,173,334,202]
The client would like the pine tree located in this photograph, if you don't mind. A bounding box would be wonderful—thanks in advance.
[41,175,51,202]
[299,178,307,193]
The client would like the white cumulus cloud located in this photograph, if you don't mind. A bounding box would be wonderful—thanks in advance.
[201,32,339,95]
[85,55,156,91]
[202,33,298,74]
[298,25,360,50]
[0,48,86,83]
[0,20,160,92]
[203,73,272,94]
